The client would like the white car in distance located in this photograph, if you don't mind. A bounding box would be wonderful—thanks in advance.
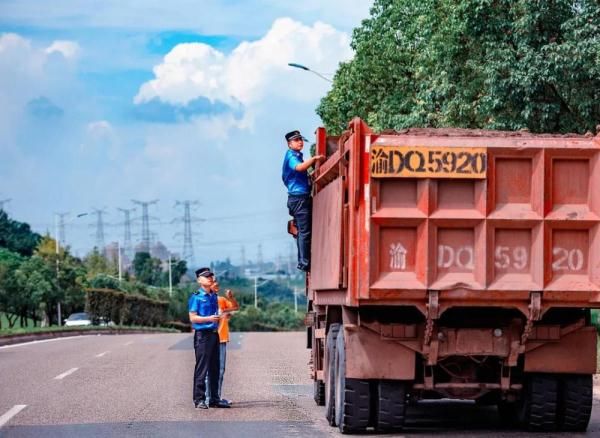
[64,312,92,327]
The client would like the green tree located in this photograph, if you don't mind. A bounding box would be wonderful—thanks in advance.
[0,248,25,328]
[84,248,114,279]
[132,252,163,286]
[15,236,87,325]
[89,273,121,290]
[318,0,600,134]
[0,210,41,256]
[162,258,187,287]
[14,255,55,325]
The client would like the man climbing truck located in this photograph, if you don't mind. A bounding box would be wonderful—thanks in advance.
[301,118,599,433]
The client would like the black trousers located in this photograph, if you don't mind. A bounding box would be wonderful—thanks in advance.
[193,330,220,404]
[287,194,312,271]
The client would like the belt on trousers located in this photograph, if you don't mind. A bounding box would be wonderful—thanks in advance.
[196,329,218,333]
[288,193,310,199]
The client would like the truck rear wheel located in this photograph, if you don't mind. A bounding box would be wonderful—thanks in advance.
[521,373,559,432]
[334,327,371,433]
[557,374,593,431]
[375,380,407,432]
[324,323,341,426]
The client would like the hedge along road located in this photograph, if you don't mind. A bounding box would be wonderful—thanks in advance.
[0,332,599,438]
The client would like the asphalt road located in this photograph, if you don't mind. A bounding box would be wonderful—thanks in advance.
[0,331,598,437]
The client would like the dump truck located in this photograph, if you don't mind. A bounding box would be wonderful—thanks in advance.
[302,118,599,433]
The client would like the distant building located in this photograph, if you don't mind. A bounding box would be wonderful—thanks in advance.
[151,241,170,261]
[104,241,131,270]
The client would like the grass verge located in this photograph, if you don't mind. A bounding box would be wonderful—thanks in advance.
[0,324,177,337]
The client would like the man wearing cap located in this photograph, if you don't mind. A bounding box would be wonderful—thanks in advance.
[188,267,230,409]
[205,279,239,406]
[282,130,325,271]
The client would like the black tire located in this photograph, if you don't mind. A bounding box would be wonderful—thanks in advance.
[558,374,593,432]
[521,373,559,432]
[376,380,407,432]
[497,400,519,428]
[324,323,341,426]
[334,327,371,434]
[314,380,325,406]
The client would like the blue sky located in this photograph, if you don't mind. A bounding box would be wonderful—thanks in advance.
[0,0,373,267]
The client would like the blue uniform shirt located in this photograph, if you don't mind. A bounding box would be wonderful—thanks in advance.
[282,149,310,195]
[188,288,219,331]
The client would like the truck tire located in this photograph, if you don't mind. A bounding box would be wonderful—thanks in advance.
[314,380,325,406]
[324,323,341,426]
[334,327,371,434]
[557,374,592,431]
[376,380,407,432]
[521,373,559,432]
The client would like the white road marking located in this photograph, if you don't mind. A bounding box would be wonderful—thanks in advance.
[124,341,134,346]
[0,336,90,350]
[54,367,78,380]
[95,351,109,358]
[0,405,27,428]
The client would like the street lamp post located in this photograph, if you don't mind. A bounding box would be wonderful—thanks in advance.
[54,215,60,326]
[55,212,88,326]
[254,276,269,309]
[294,286,298,313]
[287,62,333,83]
[117,240,122,283]
[168,253,173,297]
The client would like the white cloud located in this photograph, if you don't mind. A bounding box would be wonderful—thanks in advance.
[45,40,80,59]
[81,120,120,160]
[0,32,32,53]
[0,33,80,107]
[135,18,352,109]
[136,43,226,105]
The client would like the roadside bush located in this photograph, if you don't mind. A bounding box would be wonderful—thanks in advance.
[165,320,191,332]
[86,288,168,327]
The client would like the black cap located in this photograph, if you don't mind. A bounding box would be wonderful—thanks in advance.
[195,267,214,278]
[285,130,308,142]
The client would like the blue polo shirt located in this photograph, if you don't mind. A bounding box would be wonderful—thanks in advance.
[282,149,310,195]
[188,288,219,331]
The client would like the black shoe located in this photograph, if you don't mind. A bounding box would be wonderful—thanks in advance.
[297,264,310,272]
[209,399,231,408]
[195,401,209,409]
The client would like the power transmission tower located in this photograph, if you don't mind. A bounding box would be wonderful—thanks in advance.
[277,253,283,275]
[55,212,69,247]
[91,208,108,254]
[131,199,158,253]
[117,207,136,259]
[257,243,263,272]
[240,245,246,275]
[0,198,11,211]
[173,200,203,267]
